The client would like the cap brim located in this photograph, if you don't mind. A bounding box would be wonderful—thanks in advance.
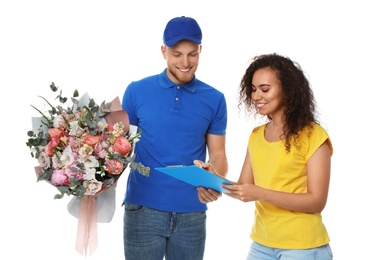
[165,36,201,47]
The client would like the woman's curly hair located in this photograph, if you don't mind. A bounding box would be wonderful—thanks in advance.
[238,53,317,152]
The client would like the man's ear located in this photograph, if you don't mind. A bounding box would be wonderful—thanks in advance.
[161,45,167,59]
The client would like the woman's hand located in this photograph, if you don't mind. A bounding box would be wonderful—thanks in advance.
[223,183,256,202]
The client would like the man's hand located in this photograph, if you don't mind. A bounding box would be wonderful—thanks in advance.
[197,187,222,203]
[193,160,216,174]
[193,159,223,203]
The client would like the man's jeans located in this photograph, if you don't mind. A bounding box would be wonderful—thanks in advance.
[123,203,206,260]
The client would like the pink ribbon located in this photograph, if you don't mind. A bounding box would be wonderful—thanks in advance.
[75,195,98,256]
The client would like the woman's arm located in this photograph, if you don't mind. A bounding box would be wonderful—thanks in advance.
[223,141,331,214]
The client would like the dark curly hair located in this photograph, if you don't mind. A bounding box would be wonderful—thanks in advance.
[238,53,317,152]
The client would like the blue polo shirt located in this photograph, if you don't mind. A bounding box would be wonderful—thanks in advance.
[122,69,227,212]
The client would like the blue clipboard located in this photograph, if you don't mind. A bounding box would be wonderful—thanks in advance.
[155,165,234,193]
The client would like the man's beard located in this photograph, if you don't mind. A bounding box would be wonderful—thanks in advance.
[168,67,194,84]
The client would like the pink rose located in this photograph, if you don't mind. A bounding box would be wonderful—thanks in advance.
[51,169,69,186]
[105,159,124,175]
[112,136,131,155]
[38,151,51,169]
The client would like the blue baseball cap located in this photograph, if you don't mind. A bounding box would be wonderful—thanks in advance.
[163,16,202,47]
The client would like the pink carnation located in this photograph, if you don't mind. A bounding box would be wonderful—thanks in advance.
[94,143,108,159]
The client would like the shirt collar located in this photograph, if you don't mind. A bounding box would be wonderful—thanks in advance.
[159,69,198,93]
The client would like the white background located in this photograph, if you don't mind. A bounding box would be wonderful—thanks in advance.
[1,1,380,259]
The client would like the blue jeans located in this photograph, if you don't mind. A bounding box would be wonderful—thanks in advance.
[247,241,333,260]
[123,203,206,260]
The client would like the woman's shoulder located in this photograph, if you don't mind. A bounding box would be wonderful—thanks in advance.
[300,122,333,154]
[252,123,267,133]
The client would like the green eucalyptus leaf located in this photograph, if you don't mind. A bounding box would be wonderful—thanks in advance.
[54,193,65,199]
[70,167,80,172]
[72,97,79,105]
[89,98,95,107]
[91,106,98,114]
[37,170,53,182]
[75,185,86,198]
[76,161,85,168]
[59,96,67,103]
[50,82,58,92]
[56,185,70,194]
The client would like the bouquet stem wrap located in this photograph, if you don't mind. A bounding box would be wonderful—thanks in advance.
[72,96,129,256]
[75,195,98,256]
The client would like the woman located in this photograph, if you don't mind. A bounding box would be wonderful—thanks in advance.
[223,53,333,260]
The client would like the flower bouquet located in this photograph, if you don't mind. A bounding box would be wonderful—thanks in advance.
[26,82,149,256]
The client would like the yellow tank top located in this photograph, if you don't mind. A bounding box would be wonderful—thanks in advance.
[248,122,333,249]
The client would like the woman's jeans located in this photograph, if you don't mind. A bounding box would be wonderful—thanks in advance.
[247,241,333,260]
[123,203,206,260]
